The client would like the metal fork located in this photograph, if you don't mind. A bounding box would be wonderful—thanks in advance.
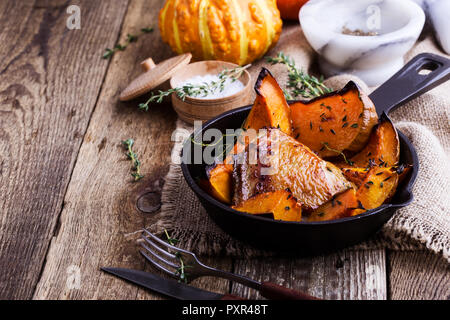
[139,229,318,300]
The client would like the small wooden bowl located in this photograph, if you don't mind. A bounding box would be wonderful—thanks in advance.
[170,61,252,124]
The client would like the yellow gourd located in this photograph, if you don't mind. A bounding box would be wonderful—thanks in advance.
[159,0,282,65]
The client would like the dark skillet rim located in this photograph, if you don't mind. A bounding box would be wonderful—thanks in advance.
[180,104,418,226]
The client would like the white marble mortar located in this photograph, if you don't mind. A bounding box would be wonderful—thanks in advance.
[300,0,426,86]
[411,0,450,55]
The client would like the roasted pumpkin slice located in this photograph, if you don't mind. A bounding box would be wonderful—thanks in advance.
[232,190,302,222]
[346,114,400,169]
[351,167,399,216]
[346,89,378,152]
[396,164,412,185]
[290,81,377,158]
[232,128,353,211]
[207,68,293,201]
[243,68,292,136]
[341,167,371,188]
[308,189,358,222]
[205,129,261,203]
[205,164,233,204]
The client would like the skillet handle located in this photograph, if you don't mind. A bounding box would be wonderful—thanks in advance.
[369,53,450,116]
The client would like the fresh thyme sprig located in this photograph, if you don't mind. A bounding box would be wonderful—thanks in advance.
[122,139,144,181]
[322,142,354,166]
[266,52,332,99]
[138,64,251,111]
[102,27,154,59]
[164,229,189,283]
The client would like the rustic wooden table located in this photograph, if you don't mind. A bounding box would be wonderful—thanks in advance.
[0,0,448,300]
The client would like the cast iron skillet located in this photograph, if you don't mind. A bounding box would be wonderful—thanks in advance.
[181,53,450,254]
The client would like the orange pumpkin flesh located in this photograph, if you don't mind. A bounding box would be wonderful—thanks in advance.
[206,68,292,203]
[231,67,293,164]
[308,189,358,222]
[397,164,412,185]
[347,90,378,152]
[205,164,233,204]
[232,190,302,222]
[345,114,400,169]
[244,68,293,135]
[341,167,370,188]
[232,128,353,211]
[290,82,377,158]
[350,167,399,216]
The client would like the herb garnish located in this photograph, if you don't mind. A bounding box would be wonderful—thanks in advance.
[265,52,332,99]
[138,64,251,111]
[322,142,354,166]
[164,229,189,283]
[103,28,154,59]
[122,139,144,181]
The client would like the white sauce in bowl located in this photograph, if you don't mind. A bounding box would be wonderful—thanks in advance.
[180,74,245,99]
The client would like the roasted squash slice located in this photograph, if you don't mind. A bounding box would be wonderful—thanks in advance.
[345,114,400,169]
[308,188,358,222]
[396,164,412,185]
[243,68,293,136]
[341,167,370,188]
[290,81,377,158]
[232,128,353,211]
[232,190,302,222]
[351,167,399,216]
[205,164,233,204]
[206,68,293,203]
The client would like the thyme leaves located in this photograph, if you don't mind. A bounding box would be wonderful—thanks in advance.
[103,28,153,59]
[122,139,144,181]
[138,64,251,111]
[265,52,332,99]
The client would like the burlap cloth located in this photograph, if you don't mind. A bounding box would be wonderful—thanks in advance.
[151,24,450,262]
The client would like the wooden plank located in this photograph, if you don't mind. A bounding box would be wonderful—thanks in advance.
[388,251,449,300]
[0,0,129,299]
[232,249,387,300]
[32,0,201,299]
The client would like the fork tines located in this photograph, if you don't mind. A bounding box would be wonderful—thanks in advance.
[139,229,182,278]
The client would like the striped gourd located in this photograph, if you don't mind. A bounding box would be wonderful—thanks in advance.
[159,0,282,65]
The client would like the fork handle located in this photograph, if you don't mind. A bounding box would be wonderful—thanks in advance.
[260,282,320,300]
[220,294,246,300]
